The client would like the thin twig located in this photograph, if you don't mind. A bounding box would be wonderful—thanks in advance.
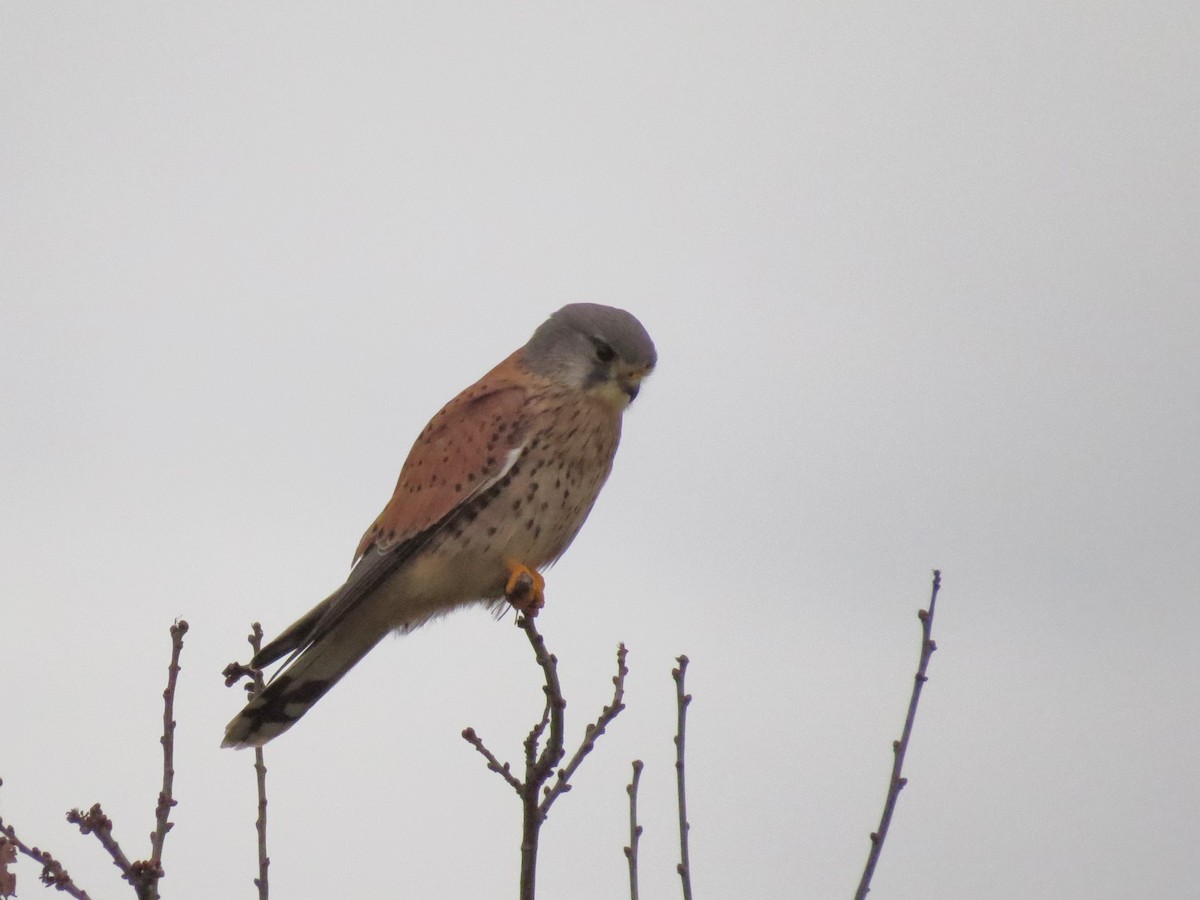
[247,623,270,900]
[672,656,694,900]
[517,615,565,900]
[0,790,93,900]
[540,643,628,814]
[523,700,553,783]
[0,622,187,900]
[65,805,135,884]
[0,833,13,898]
[148,620,187,871]
[623,760,644,900]
[518,614,567,786]
[462,728,523,794]
[854,569,942,900]
[66,622,189,900]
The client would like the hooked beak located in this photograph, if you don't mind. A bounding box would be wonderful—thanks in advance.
[619,367,651,403]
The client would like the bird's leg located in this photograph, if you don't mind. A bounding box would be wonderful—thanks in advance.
[504,560,546,616]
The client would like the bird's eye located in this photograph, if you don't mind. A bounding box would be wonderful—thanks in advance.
[594,341,616,363]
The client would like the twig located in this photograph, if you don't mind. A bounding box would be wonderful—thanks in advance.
[461,728,523,794]
[540,643,628,814]
[0,621,187,900]
[623,760,644,900]
[516,615,565,900]
[523,701,552,779]
[854,569,942,900]
[65,805,135,883]
[147,620,187,873]
[66,621,189,900]
[519,614,567,787]
[247,624,270,900]
[672,656,693,900]
[0,833,13,898]
[462,615,630,900]
[0,788,93,900]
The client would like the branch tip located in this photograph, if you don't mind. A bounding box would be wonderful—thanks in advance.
[854,570,944,900]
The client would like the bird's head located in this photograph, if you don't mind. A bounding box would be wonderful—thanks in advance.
[524,303,657,409]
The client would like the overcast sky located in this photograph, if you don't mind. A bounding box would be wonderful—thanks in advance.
[2,4,1198,899]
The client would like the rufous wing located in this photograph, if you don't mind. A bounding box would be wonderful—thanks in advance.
[354,351,535,563]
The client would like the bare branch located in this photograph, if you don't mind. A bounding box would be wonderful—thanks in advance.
[523,700,552,781]
[854,569,943,900]
[62,621,190,900]
[0,621,187,900]
[147,620,187,871]
[673,656,694,900]
[461,728,523,795]
[464,614,630,900]
[65,805,138,887]
[0,833,13,898]
[516,614,565,900]
[246,623,270,900]
[0,790,93,900]
[518,614,567,787]
[623,760,644,900]
[540,643,628,814]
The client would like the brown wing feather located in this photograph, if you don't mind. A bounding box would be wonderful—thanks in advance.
[354,350,535,563]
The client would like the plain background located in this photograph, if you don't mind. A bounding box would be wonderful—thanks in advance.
[2,4,1198,898]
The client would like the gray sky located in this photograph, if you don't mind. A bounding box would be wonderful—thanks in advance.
[2,4,1197,898]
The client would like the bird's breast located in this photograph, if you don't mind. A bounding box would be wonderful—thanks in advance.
[411,389,623,606]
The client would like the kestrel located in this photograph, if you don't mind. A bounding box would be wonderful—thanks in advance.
[223,303,656,748]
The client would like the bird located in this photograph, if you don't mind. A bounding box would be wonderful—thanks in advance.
[222,303,656,748]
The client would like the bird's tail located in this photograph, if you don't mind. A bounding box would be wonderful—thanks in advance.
[222,603,386,748]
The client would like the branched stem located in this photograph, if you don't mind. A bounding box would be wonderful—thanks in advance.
[64,622,190,900]
[462,614,630,900]
[540,644,628,814]
[65,805,134,884]
[0,621,188,900]
[520,615,568,786]
[854,569,943,900]
[0,796,93,900]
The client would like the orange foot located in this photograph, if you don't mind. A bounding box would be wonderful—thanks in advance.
[504,560,546,617]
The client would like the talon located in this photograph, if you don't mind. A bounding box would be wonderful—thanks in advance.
[504,560,546,616]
